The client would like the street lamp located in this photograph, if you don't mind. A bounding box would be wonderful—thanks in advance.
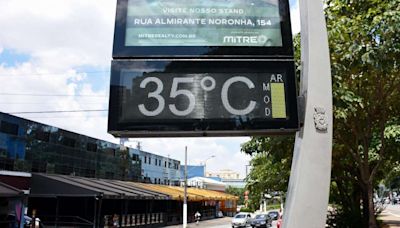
[203,155,215,177]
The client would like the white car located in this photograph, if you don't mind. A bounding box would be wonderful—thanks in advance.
[232,213,252,228]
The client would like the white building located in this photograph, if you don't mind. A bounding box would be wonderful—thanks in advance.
[184,177,226,192]
[206,169,241,180]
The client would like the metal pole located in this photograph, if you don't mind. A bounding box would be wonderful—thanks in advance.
[183,146,188,228]
[282,0,332,227]
[93,197,97,228]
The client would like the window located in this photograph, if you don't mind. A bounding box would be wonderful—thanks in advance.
[0,148,6,158]
[159,160,161,166]
[35,130,50,142]
[149,157,151,165]
[155,158,157,165]
[132,154,139,161]
[31,160,47,173]
[164,161,167,167]
[0,121,18,136]
[104,148,116,157]
[86,143,98,152]
[61,136,76,148]
[144,156,147,164]
[105,172,114,179]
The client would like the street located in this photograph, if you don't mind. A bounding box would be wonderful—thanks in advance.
[165,217,278,228]
[381,205,400,227]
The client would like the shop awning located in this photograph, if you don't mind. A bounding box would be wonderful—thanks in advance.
[0,181,24,197]
[29,174,237,202]
[30,174,170,200]
[134,183,238,202]
[134,183,206,201]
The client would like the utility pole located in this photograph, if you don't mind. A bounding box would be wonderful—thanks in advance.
[183,146,188,228]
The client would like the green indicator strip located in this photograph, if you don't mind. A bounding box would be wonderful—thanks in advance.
[271,83,286,118]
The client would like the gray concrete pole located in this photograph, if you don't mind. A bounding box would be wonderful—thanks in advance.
[183,146,188,228]
[282,0,332,227]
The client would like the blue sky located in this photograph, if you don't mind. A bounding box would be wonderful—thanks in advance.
[0,49,31,67]
[0,0,300,177]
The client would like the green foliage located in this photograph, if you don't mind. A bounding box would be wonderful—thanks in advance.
[266,204,281,210]
[242,0,400,227]
[240,207,254,213]
[327,0,400,226]
[226,186,246,205]
[241,136,294,211]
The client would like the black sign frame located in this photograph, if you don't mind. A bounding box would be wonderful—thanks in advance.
[108,60,299,137]
[112,0,294,58]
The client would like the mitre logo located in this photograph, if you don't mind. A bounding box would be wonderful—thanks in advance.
[223,35,268,44]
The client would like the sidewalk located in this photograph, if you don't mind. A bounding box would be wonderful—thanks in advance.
[380,210,400,228]
[165,217,231,228]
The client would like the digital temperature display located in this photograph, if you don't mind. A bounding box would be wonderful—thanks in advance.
[108,60,299,137]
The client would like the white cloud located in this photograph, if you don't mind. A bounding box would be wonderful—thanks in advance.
[290,0,301,35]
[0,62,115,141]
[0,0,254,179]
[124,137,252,178]
[0,0,116,70]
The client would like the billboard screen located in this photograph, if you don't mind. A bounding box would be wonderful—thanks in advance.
[124,0,282,47]
[112,0,293,57]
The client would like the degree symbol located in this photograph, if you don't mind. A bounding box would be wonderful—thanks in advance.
[200,76,216,92]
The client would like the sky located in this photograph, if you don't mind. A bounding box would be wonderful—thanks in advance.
[0,0,300,178]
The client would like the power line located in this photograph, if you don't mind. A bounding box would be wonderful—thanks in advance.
[8,109,108,114]
[0,70,110,77]
[0,102,106,105]
[21,114,108,119]
[0,93,107,97]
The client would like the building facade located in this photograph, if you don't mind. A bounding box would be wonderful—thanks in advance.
[139,150,181,185]
[0,112,141,180]
[206,169,246,188]
[206,169,241,180]
[0,112,181,185]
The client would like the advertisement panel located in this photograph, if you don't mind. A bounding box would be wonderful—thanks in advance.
[124,0,282,47]
[112,0,293,57]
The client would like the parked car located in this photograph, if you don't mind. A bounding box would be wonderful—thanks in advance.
[250,214,272,228]
[232,212,252,228]
[267,211,280,220]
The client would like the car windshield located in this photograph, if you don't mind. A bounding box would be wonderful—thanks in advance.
[235,214,246,218]
[255,214,267,219]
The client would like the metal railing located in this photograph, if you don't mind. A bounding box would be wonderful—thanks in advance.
[104,213,165,227]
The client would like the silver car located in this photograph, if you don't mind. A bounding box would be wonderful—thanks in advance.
[232,213,252,228]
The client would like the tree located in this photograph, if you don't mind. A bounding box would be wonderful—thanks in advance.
[241,136,294,211]
[326,0,400,227]
[118,146,132,180]
[226,186,246,206]
[242,0,400,227]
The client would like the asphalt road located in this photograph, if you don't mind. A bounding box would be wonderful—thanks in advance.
[165,217,278,228]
